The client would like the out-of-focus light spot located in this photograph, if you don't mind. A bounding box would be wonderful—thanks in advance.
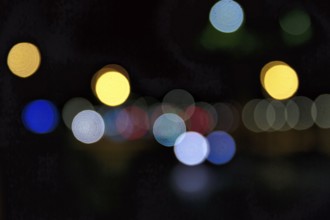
[254,99,273,131]
[114,108,132,141]
[268,100,286,131]
[279,9,312,46]
[279,9,311,36]
[214,102,240,132]
[22,100,59,134]
[196,102,218,131]
[7,42,41,78]
[260,61,287,89]
[101,107,125,142]
[101,64,130,80]
[120,106,149,140]
[153,113,186,147]
[285,99,300,129]
[186,106,213,135]
[174,132,209,166]
[207,131,236,165]
[171,165,213,200]
[242,99,262,132]
[282,27,312,46]
[313,94,330,128]
[209,0,244,33]
[200,24,257,55]
[162,89,195,120]
[148,103,163,128]
[290,96,314,130]
[262,62,299,100]
[62,97,94,129]
[92,66,130,106]
[72,110,105,144]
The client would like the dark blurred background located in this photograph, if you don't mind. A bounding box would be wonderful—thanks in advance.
[1,0,330,219]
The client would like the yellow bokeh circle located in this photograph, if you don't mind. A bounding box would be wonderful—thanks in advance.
[263,63,299,100]
[7,42,41,78]
[93,69,130,106]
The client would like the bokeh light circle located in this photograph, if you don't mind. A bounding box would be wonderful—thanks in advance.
[174,132,209,166]
[171,165,213,200]
[291,96,315,130]
[242,99,262,132]
[279,9,311,36]
[72,110,105,144]
[314,94,330,128]
[93,69,130,106]
[153,113,186,147]
[162,89,195,120]
[263,62,299,100]
[207,131,236,165]
[254,99,273,131]
[62,97,94,129]
[209,0,244,33]
[7,42,41,78]
[22,99,59,134]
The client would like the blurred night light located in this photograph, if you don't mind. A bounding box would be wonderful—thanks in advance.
[214,103,240,132]
[209,0,244,33]
[101,107,126,141]
[71,110,105,144]
[62,97,94,129]
[268,100,286,131]
[279,9,311,36]
[242,99,262,132]
[162,89,195,120]
[91,65,130,107]
[7,42,41,78]
[285,99,300,129]
[279,9,312,46]
[120,106,150,140]
[171,165,213,200]
[196,102,218,131]
[186,106,213,135]
[254,99,274,131]
[174,132,210,166]
[260,61,287,89]
[290,96,315,130]
[22,99,59,134]
[313,94,330,129]
[153,113,186,147]
[207,131,236,165]
[261,61,299,100]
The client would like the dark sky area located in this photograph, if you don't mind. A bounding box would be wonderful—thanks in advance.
[1,0,330,219]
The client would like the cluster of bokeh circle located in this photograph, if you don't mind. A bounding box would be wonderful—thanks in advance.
[6,0,317,166]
